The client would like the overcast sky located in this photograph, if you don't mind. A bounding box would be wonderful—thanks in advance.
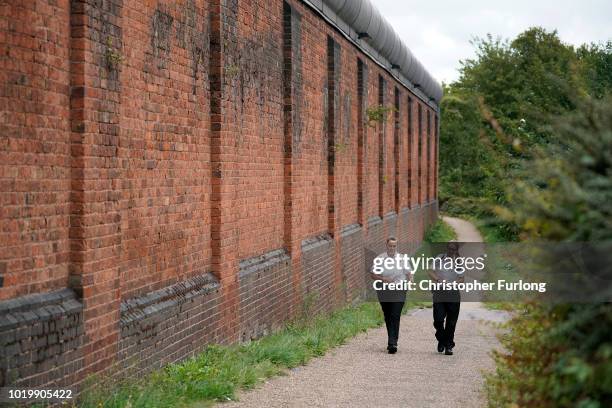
[375,0,612,84]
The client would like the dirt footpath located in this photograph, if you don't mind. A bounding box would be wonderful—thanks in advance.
[219,217,508,408]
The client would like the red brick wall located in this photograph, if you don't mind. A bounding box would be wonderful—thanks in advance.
[336,33,359,233]
[295,5,328,240]
[232,0,285,261]
[366,72,379,221]
[0,0,72,301]
[383,80,395,216]
[0,0,439,391]
[119,0,213,301]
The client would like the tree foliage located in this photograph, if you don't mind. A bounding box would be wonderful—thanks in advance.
[501,95,612,241]
[487,96,612,408]
[438,26,612,407]
[439,27,611,221]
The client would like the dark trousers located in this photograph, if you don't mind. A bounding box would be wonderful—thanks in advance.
[432,291,460,348]
[378,290,406,346]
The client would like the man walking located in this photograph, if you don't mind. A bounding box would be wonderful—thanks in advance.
[427,242,464,355]
[370,237,413,354]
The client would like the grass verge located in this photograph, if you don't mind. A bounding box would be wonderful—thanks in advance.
[80,301,426,408]
[423,217,458,243]
[460,214,508,243]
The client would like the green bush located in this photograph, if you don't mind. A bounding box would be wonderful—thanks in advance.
[488,303,612,408]
[485,95,612,407]
[439,28,612,227]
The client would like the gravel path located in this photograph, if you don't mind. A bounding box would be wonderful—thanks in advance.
[218,217,508,408]
[442,216,483,242]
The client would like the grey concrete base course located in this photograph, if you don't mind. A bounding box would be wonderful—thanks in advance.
[340,224,365,305]
[117,272,222,378]
[301,234,336,317]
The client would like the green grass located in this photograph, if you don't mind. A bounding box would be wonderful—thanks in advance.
[423,218,458,243]
[474,221,508,243]
[79,301,426,408]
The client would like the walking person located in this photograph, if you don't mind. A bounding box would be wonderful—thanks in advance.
[370,237,413,354]
[427,242,464,355]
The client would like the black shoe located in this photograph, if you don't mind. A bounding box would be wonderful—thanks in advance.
[445,346,453,355]
[387,345,397,354]
[437,342,444,353]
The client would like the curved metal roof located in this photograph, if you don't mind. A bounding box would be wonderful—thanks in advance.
[315,0,443,105]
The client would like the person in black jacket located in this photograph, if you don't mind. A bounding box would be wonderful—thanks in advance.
[427,242,464,355]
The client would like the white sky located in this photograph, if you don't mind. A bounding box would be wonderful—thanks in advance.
[375,0,612,84]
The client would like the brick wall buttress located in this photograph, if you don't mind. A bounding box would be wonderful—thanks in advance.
[209,0,240,343]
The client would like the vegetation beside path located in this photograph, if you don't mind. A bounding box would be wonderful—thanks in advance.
[438,26,611,407]
[424,218,458,242]
[80,220,454,408]
[80,302,391,408]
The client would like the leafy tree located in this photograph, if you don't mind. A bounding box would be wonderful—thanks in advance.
[440,27,612,222]
[510,28,579,117]
[577,40,612,98]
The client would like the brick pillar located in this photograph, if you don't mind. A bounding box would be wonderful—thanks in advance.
[422,105,429,206]
[69,0,123,381]
[326,36,343,307]
[429,108,435,204]
[378,75,386,218]
[416,103,421,206]
[435,111,440,201]
[417,102,425,239]
[407,96,413,209]
[357,59,368,229]
[426,109,430,203]
[282,1,304,318]
[393,88,401,214]
[209,0,240,343]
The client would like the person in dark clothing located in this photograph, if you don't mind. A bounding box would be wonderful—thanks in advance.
[427,242,464,355]
[370,237,412,354]
[378,298,405,352]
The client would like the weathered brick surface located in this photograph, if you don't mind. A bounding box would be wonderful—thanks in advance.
[414,206,426,247]
[430,201,440,226]
[0,289,84,388]
[0,0,439,390]
[116,0,213,304]
[398,208,411,254]
[365,216,385,271]
[340,224,365,304]
[301,234,336,316]
[238,249,292,342]
[118,273,221,377]
[0,0,72,301]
